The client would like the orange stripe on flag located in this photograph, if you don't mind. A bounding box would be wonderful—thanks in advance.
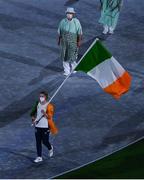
[104,71,132,99]
[48,119,58,135]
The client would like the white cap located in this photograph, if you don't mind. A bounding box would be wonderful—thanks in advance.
[65,7,76,14]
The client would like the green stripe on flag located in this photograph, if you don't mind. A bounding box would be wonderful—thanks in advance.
[75,40,112,73]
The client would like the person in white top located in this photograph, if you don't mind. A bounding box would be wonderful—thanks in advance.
[30,91,54,163]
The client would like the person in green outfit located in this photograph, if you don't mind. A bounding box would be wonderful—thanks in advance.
[99,0,123,34]
[58,7,82,76]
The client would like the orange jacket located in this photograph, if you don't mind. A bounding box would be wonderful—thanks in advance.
[46,103,58,135]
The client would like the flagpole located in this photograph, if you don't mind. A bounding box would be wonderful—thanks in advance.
[32,38,99,125]
[47,38,99,104]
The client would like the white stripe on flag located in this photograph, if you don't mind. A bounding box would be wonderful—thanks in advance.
[87,57,125,88]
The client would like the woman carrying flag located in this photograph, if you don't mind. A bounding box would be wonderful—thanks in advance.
[30,91,58,163]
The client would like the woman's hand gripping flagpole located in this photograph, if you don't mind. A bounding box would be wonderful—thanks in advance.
[31,114,45,126]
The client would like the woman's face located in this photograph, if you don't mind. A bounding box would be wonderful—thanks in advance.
[66,13,74,20]
[39,94,46,103]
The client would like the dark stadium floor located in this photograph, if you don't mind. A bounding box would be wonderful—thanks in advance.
[56,137,144,179]
[0,0,144,178]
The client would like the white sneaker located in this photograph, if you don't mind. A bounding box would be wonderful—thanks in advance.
[103,29,108,34]
[49,145,53,157]
[109,30,114,34]
[34,157,43,163]
[63,72,70,76]
[73,71,77,74]
[63,62,70,76]
[102,25,109,34]
[109,27,114,34]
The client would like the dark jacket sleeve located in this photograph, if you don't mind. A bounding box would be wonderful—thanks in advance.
[30,101,39,117]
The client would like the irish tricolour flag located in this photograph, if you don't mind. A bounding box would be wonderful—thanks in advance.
[75,39,132,99]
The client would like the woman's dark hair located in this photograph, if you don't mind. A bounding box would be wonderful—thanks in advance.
[40,91,48,99]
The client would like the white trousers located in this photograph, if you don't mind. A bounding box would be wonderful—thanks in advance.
[103,25,114,34]
[63,61,77,75]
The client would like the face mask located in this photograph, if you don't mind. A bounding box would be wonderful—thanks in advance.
[66,14,73,20]
[40,97,45,103]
